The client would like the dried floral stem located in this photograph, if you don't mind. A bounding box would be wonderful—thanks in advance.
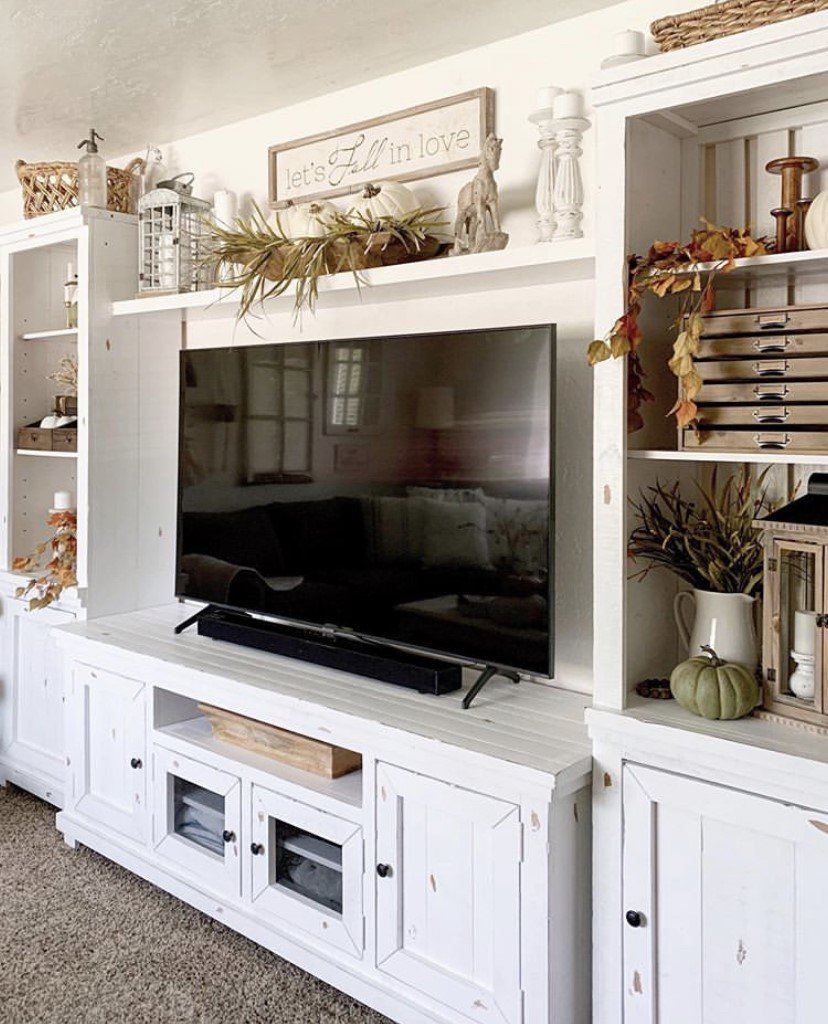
[628,467,770,597]
[13,509,78,610]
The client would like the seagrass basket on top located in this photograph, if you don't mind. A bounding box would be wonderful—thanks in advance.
[15,156,143,219]
[651,0,828,51]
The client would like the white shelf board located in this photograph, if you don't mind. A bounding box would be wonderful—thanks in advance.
[628,448,828,465]
[20,328,78,341]
[111,240,596,318]
[15,448,78,459]
[664,247,828,287]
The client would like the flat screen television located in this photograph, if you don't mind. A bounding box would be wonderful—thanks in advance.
[176,325,555,676]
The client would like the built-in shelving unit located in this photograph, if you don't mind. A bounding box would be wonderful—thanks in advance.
[20,328,79,341]
[110,239,595,319]
[652,247,828,287]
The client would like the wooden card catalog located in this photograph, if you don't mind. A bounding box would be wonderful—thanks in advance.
[268,88,494,208]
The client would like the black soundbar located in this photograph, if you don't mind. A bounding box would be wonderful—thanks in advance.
[197,608,462,696]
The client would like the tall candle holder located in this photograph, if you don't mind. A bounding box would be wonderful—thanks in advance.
[551,113,590,241]
[529,87,562,243]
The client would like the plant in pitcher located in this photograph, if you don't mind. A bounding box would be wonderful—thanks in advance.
[628,467,770,669]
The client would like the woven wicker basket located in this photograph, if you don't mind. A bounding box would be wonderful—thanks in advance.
[651,0,828,51]
[15,156,144,219]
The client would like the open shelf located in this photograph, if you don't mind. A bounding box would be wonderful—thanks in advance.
[15,449,77,459]
[628,449,828,465]
[647,248,828,290]
[19,328,78,341]
[157,715,363,810]
[110,240,595,318]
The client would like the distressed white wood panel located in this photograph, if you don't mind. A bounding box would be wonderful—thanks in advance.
[621,767,656,1024]
[69,663,146,842]
[752,130,791,310]
[794,119,828,310]
[714,138,746,228]
[375,763,522,1024]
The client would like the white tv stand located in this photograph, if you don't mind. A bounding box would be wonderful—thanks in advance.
[54,604,592,1024]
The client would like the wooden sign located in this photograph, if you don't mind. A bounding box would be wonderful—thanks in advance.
[268,88,494,209]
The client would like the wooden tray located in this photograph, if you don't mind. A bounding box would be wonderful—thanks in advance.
[197,703,362,779]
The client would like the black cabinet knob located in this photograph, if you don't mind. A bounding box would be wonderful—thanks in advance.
[250,842,264,856]
[376,863,392,878]
[222,830,235,844]
[626,910,644,928]
[130,757,142,770]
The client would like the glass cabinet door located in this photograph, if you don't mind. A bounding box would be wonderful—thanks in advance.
[153,746,242,897]
[767,540,823,715]
[250,785,363,956]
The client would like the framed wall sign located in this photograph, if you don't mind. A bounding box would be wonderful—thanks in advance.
[268,88,494,209]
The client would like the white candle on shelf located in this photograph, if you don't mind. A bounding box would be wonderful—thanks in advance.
[535,86,562,112]
[794,609,818,655]
[53,490,74,511]
[212,189,237,229]
[614,29,645,57]
[553,91,584,120]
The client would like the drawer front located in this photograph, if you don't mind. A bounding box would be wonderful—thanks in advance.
[52,429,77,452]
[682,429,828,453]
[697,380,828,404]
[696,405,828,428]
[698,357,828,382]
[16,427,52,450]
[699,332,828,359]
[701,305,828,336]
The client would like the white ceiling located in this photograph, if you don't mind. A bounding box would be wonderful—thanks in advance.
[0,0,624,192]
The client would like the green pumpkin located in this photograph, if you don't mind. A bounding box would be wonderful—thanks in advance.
[670,645,759,720]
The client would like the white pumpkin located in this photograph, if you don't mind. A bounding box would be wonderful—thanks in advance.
[805,190,828,251]
[347,181,420,222]
[269,199,338,239]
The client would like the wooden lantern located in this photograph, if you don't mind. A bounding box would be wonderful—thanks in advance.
[754,474,828,728]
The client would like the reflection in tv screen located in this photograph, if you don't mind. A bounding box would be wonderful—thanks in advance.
[177,325,555,676]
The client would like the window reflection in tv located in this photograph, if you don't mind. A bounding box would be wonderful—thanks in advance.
[177,326,555,676]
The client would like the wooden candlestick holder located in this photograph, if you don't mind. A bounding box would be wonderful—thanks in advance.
[766,156,819,251]
[771,207,792,254]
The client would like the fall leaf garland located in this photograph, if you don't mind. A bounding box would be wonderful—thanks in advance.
[587,220,769,430]
[12,509,78,610]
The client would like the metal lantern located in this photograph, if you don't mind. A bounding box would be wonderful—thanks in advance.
[754,473,828,728]
[138,173,212,295]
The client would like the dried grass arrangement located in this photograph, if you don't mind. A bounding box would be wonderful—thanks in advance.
[628,467,770,597]
[206,203,449,318]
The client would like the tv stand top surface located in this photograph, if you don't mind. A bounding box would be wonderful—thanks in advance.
[56,604,591,785]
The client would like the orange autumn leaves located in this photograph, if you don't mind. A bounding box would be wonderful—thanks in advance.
[588,220,769,430]
[13,509,78,610]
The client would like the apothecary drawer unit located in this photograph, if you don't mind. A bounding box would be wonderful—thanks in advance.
[249,784,363,957]
[152,746,242,897]
[681,303,828,454]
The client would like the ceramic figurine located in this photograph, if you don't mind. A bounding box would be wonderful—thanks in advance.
[452,133,509,255]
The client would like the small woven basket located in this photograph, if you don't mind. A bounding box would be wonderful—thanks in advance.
[15,156,144,219]
[651,0,828,51]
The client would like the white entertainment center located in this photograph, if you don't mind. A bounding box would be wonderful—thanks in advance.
[55,605,591,1024]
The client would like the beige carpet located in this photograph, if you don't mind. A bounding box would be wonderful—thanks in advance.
[0,785,389,1024]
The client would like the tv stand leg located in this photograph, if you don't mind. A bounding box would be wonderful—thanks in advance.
[462,665,521,709]
[174,604,222,635]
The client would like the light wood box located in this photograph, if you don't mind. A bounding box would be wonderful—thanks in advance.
[197,703,362,778]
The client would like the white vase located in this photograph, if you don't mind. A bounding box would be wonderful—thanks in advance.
[673,588,758,670]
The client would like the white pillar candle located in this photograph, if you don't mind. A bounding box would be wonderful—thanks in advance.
[53,490,74,511]
[536,86,562,112]
[213,189,237,229]
[553,91,584,120]
[614,29,645,57]
[794,609,818,656]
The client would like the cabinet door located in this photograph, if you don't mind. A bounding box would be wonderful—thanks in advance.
[0,597,75,790]
[153,746,241,898]
[66,664,147,842]
[623,764,828,1024]
[375,763,523,1024]
[250,784,363,956]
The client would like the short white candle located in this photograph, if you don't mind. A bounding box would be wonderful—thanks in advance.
[794,609,818,656]
[536,86,562,111]
[553,91,583,120]
[614,29,645,56]
[53,490,74,511]
[213,189,238,229]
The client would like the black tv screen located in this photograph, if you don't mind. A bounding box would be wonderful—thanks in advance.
[177,325,555,676]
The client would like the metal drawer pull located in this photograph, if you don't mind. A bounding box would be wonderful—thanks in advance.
[753,385,789,401]
[752,337,792,353]
[752,407,790,424]
[753,433,791,449]
[756,312,790,329]
[752,360,788,377]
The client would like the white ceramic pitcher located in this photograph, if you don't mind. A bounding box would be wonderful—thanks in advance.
[673,588,758,669]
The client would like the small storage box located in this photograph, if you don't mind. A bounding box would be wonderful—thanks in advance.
[16,425,52,450]
[52,428,77,452]
[198,704,362,779]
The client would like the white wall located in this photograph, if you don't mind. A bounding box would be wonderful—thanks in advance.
[0,0,702,693]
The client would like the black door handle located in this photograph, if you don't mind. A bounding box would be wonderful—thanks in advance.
[626,910,645,928]
[250,843,264,856]
[130,757,142,770]
[222,830,235,843]
[376,863,392,878]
